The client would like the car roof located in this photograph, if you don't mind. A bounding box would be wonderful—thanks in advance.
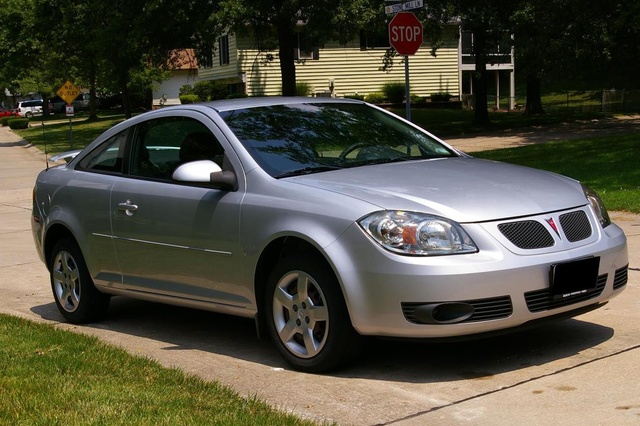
[196,96,364,113]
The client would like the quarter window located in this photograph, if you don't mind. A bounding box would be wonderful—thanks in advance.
[78,130,128,174]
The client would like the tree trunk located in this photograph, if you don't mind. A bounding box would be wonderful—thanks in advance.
[120,74,132,119]
[277,21,297,96]
[472,30,491,126]
[88,60,99,120]
[524,74,545,115]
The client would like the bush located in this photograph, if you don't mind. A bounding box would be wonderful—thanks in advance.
[179,84,195,96]
[431,92,452,102]
[382,82,406,103]
[364,92,385,104]
[226,93,248,99]
[179,94,200,104]
[296,81,313,96]
[193,80,229,101]
[1,116,13,126]
[344,93,365,101]
[8,118,29,129]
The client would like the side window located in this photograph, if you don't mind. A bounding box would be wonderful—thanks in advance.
[77,130,127,173]
[128,116,224,180]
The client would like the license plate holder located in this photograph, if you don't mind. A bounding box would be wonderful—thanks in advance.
[550,257,600,299]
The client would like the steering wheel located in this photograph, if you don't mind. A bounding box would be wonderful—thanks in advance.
[338,142,373,160]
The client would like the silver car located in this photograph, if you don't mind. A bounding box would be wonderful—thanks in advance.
[31,97,628,372]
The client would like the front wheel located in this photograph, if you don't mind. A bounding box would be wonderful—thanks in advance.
[265,255,363,373]
[49,239,110,324]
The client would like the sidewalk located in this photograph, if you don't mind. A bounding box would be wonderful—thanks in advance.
[1,123,639,426]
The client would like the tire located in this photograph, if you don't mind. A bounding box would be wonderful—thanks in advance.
[25,111,32,118]
[49,239,110,324]
[265,255,363,373]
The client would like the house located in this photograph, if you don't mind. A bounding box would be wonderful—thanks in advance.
[198,25,515,109]
[152,49,200,108]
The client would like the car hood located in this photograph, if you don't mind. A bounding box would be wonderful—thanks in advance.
[286,158,587,223]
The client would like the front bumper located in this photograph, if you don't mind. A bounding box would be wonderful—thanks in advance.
[326,212,628,339]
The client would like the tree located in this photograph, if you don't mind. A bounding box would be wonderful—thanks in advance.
[207,0,374,96]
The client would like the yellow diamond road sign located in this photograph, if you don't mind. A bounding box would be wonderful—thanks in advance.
[56,80,81,104]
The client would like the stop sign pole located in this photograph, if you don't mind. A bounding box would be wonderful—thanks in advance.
[388,12,423,121]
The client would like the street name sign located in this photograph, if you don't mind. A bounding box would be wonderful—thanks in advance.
[385,0,423,15]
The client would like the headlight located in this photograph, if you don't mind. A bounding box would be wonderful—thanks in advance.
[582,184,611,228]
[358,211,478,256]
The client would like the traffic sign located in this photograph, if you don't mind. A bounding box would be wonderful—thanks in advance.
[388,12,423,56]
[385,0,423,15]
[56,80,81,105]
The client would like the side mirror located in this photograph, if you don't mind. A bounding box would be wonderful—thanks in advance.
[172,160,238,191]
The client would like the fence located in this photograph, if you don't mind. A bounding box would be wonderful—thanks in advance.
[463,90,640,114]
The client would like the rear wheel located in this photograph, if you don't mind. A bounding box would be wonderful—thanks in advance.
[49,239,110,324]
[265,255,363,373]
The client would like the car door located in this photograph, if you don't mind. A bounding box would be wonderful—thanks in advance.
[109,113,251,309]
[71,128,129,285]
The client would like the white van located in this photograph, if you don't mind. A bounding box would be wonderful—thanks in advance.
[16,100,43,117]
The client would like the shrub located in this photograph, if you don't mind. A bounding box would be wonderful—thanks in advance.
[344,93,365,101]
[296,81,313,96]
[382,82,406,103]
[8,118,29,129]
[179,84,195,96]
[193,80,229,101]
[226,93,249,99]
[1,116,13,126]
[364,92,385,104]
[431,92,452,102]
[179,94,200,104]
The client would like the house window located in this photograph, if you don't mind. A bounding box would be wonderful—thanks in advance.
[200,42,214,68]
[294,32,319,60]
[219,35,230,66]
[359,29,389,50]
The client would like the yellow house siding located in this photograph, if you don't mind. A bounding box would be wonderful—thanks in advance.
[203,31,460,98]
[198,34,240,81]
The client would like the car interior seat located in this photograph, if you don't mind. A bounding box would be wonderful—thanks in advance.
[179,132,224,165]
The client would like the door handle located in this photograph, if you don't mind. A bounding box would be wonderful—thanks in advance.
[118,200,138,216]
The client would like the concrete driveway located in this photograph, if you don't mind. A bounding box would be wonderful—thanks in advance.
[1,125,638,425]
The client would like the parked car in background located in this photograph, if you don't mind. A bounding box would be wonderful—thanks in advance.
[31,98,629,373]
[51,93,93,113]
[0,106,19,118]
[16,100,43,117]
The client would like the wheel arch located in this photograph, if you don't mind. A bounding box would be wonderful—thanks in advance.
[43,223,78,270]
[253,236,343,338]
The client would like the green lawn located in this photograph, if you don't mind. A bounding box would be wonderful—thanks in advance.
[0,314,321,426]
[472,134,640,213]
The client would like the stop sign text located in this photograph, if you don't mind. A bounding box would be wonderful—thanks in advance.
[388,12,423,56]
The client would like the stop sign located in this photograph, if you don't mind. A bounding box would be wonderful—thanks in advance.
[388,12,423,56]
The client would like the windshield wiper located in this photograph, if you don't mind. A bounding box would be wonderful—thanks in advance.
[275,165,342,178]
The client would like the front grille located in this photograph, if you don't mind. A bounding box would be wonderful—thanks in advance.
[525,274,607,312]
[559,210,592,242]
[613,265,628,290]
[498,221,554,249]
[402,296,512,324]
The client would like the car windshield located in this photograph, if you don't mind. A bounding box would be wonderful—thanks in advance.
[219,102,457,178]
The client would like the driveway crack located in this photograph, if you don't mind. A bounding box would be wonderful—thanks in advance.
[376,344,640,426]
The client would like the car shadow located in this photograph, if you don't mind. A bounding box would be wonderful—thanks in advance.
[31,297,614,383]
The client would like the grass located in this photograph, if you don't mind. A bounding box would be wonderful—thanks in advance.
[473,134,640,213]
[390,107,608,137]
[15,113,127,154]
[0,314,320,426]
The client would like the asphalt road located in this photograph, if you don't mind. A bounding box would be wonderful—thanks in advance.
[1,124,639,425]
